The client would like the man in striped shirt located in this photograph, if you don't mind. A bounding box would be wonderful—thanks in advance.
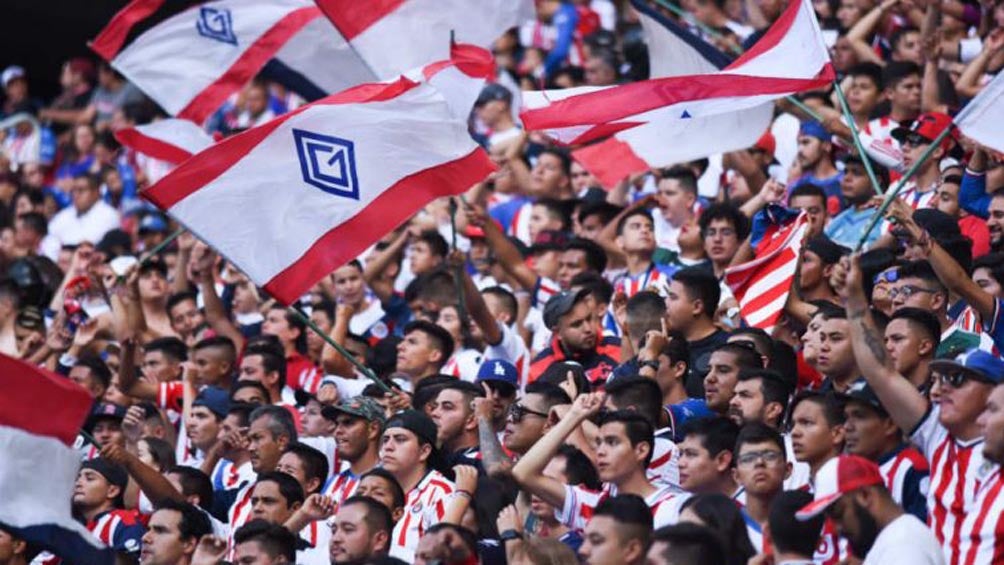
[71,458,146,557]
[320,397,384,507]
[839,253,999,564]
[961,378,1004,564]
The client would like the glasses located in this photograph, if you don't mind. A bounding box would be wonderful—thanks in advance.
[937,370,990,389]
[888,285,939,300]
[901,133,930,148]
[873,270,899,285]
[736,450,785,467]
[508,402,548,422]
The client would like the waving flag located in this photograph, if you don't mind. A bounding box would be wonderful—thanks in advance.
[115,118,215,164]
[0,354,112,565]
[954,71,1004,154]
[142,51,495,305]
[724,208,809,334]
[523,0,833,186]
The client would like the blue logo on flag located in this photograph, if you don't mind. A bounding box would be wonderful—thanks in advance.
[197,7,237,45]
[293,129,360,200]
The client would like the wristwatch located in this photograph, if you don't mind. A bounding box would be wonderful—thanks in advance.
[499,529,523,543]
[638,359,660,372]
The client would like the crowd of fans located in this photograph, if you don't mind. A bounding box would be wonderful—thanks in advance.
[1,0,1004,563]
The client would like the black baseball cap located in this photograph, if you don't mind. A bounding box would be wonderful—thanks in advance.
[543,288,590,330]
[475,83,512,107]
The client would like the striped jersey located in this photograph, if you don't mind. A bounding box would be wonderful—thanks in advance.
[322,467,363,510]
[211,459,256,492]
[296,518,331,565]
[227,482,257,556]
[441,348,483,382]
[288,353,321,394]
[878,444,930,521]
[87,509,146,555]
[389,470,456,562]
[957,466,1004,565]
[612,263,676,299]
[557,482,689,531]
[741,508,768,554]
[910,406,988,565]
[649,429,681,489]
[483,322,532,390]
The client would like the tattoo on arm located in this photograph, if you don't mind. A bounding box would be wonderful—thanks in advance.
[478,416,511,471]
[852,309,888,366]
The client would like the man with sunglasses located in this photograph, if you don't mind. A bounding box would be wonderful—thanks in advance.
[836,252,1003,564]
[500,381,571,462]
[887,112,957,213]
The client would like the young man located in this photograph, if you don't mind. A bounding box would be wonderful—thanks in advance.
[665,267,729,397]
[889,112,957,211]
[635,325,696,425]
[789,121,842,213]
[733,423,791,552]
[185,386,230,468]
[703,342,762,416]
[166,291,206,347]
[884,308,940,389]
[474,83,520,150]
[320,397,384,506]
[789,392,846,479]
[799,236,847,304]
[579,495,654,565]
[513,394,687,530]
[825,155,887,248]
[395,320,454,388]
[491,147,574,245]
[0,527,35,565]
[429,381,485,469]
[238,349,292,407]
[500,381,571,459]
[698,203,749,277]
[768,491,826,565]
[796,455,944,564]
[814,310,861,393]
[653,166,699,252]
[248,472,305,526]
[789,185,830,240]
[140,337,187,384]
[71,458,146,556]
[379,409,456,561]
[604,375,681,489]
[530,288,621,384]
[613,209,676,299]
[139,500,212,565]
[232,520,298,565]
[887,261,952,333]
[261,305,318,393]
[328,496,394,564]
[842,381,929,521]
[676,416,740,499]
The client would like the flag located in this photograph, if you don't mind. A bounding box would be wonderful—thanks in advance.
[522,0,833,186]
[724,209,809,334]
[0,353,113,565]
[115,118,215,164]
[954,70,1004,154]
[141,52,495,305]
[633,0,731,77]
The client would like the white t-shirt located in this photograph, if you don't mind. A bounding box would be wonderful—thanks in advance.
[862,514,945,565]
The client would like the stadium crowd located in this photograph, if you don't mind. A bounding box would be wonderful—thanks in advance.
[2,0,1004,563]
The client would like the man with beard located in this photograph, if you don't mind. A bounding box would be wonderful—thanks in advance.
[320,397,384,505]
[796,455,943,564]
[788,121,842,214]
[529,288,621,384]
[959,146,1004,253]
[826,156,888,249]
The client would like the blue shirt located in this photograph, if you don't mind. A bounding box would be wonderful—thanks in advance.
[824,206,881,249]
[790,172,844,210]
[959,169,990,219]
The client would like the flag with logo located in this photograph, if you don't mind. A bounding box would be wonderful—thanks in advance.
[521,0,833,186]
[0,354,113,565]
[723,207,809,334]
[141,49,495,305]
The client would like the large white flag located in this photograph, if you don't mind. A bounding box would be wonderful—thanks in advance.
[955,71,1004,154]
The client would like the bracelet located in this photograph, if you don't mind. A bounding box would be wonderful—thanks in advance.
[499,529,523,542]
[455,490,473,499]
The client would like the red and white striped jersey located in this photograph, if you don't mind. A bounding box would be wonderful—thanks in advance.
[613,263,674,299]
[227,482,257,557]
[534,276,562,308]
[803,477,847,565]
[557,482,689,531]
[322,468,362,510]
[389,470,456,562]
[296,518,331,565]
[648,429,681,489]
[211,459,256,492]
[878,444,930,520]
[958,466,1004,565]
[441,348,483,382]
[508,201,535,246]
[910,406,988,565]
[484,322,532,390]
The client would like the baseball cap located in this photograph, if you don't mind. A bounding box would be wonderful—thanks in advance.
[321,396,387,426]
[475,83,512,107]
[911,208,961,240]
[385,409,438,448]
[138,213,169,234]
[796,455,884,520]
[928,349,1004,385]
[530,229,571,255]
[805,236,849,265]
[798,121,830,142]
[192,386,231,419]
[80,458,129,490]
[464,224,486,239]
[84,403,127,433]
[753,130,776,158]
[476,359,518,392]
[891,112,956,151]
[841,380,887,416]
[2,66,25,88]
[543,287,590,330]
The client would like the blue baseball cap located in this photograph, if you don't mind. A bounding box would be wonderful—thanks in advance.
[798,120,830,142]
[476,359,518,391]
[192,386,231,419]
[929,349,1004,384]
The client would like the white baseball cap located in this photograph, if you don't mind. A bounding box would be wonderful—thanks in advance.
[2,66,25,88]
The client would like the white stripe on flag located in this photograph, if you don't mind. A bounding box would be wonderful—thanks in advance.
[955,71,1004,154]
[133,119,214,155]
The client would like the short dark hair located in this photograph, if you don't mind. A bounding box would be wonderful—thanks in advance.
[230,381,270,405]
[728,327,772,362]
[75,355,112,390]
[848,62,884,90]
[882,61,921,89]
[626,290,666,342]
[699,202,750,242]
[769,491,825,557]
[254,471,305,508]
[233,519,297,561]
[16,211,47,236]
[680,416,740,463]
[250,405,298,443]
[594,494,653,542]
[604,376,664,429]
[565,238,607,273]
[166,466,214,512]
[340,495,395,536]
[789,391,846,428]
[578,201,622,226]
[896,260,947,294]
[533,198,572,231]
[359,468,406,511]
[265,306,308,354]
[166,291,198,316]
[246,349,287,390]
[659,165,698,194]
[143,336,188,363]
[737,368,793,420]
[650,523,727,565]
[524,381,572,409]
[154,499,212,542]
[570,271,614,305]
[193,335,237,363]
[671,267,721,318]
[889,307,941,350]
[415,229,449,259]
[226,402,257,427]
[712,341,762,372]
[282,442,329,494]
[890,25,919,53]
[556,444,601,490]
[141,436,176,471]
[789,184,827,206]
[735,421,786,457]
[403,320,455,366]
[482,286,517,321]
[597,410,656,466]
[617,207,654,235]
[539,147,572,177]
[679,493,756,564]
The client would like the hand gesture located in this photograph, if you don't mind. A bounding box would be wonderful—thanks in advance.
[191,535,229,565]
[220,426,250,453]
[384,388,412,416]
[121,405,146,445]
[447,249,466,270]
[558,370,579,402]
[69,244,95,278]
[316,383,339,406]
[639,329,669,363]
[99,442,128,466]
[453,465,478,495]
[335,300,356,321]
[831,254,865,301]
[464,202,488,229]
[496,504,522,534]
[71,318,100,349]
[473,382,497,420]
[300,494,337,522]
[176,230,196,254]
[188,242,216,281]
[45,312,72,353]
[611,290,629,335]
[762,178,787,205]
[568,391,605,420]
[884,198,926,243]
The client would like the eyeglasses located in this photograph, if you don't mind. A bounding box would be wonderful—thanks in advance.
[736,450,785,467]
[937,370,991,389]
[508,402,549,422]
[901,133,930,148]
[888,285,939,299]
[873,270,899,285]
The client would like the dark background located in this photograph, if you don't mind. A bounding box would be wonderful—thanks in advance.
[0,1,200,102]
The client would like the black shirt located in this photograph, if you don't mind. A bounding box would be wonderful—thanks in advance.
[685,329,729,398]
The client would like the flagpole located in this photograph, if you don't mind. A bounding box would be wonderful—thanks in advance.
[139,227,185,265]
[649,0,825,123]
[832,82,884,195]
[288,307,394,394]
[449,197,469,324]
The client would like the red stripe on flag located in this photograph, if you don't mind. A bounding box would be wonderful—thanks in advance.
[177,7,322,124]
[520,69,834,131]
[263,148,495,304]
[0,353,93,445]
[145,77,421,209]
[90,0,167,61]
[422,44,495,81]
[724,0,800,70]
[316,0,406,40]
[115,127,194,165]
[573,138,649,188]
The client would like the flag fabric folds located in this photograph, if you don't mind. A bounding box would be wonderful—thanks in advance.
[0,354,112,565]
[724,208,810,334]
[521,0,834,186]
[115,118,215,164]
[142,52,495,305]
[954,70,1004,154]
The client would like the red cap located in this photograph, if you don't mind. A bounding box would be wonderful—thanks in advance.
[464,224,485,239]
[754,130,776,158]
[892,112,957,151]
[796,455,884,520]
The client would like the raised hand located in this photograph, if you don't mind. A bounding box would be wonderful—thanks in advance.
[496,504,522,534]
[191,535,228,565]
[569,391,606,420]
[300,494,337,522]
[121,405,146,445]
[452,465,478,496]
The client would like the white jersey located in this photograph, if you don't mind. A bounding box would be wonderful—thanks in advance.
[441,348,483,382]
[649,428,681,490]
[389,470,456,562]
[296,519,331,565]
[557,482,689,531]
[785,433,812,490]
[483,322,532,390]
[862,514,945,565]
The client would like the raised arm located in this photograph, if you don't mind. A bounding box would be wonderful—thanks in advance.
[117,337,159,402]
[191,243,245,351]
[362,229,409,303]
[448,249,502,345]
[320,302,357,377]
[846,0,897,65]
[473,386,513,479]
[465,203,539,291]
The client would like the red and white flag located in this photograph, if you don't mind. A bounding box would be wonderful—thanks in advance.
[724,210,810,334]
[521,0,833,186]
[142,51,495,305]
[0,354,113,564]
[115,118,215,164]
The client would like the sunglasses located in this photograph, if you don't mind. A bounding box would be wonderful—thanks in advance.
[508,402,549,422]
[937,370,991,388]
[888,285,939,299]
[873,270,899,285]
[901,133,931,148]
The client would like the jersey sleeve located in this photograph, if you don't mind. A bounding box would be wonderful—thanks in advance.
[959,169,990,219]
[484,322,531,387]
[899,466,930,522]
[157,382,184,412]
[556,485,602,532]
[110,512,147,555]
[981,298,1004,353]
[908,406,947,461]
